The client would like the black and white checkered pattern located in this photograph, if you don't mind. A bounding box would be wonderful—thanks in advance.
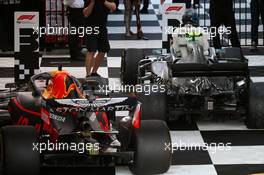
[0,0,264,174]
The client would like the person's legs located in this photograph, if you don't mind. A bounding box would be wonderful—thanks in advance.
[135,0,143,35]
[91,52,105,74]
[85,52,95,76]
[193,0,199,8]
[158,0,165,15]
[115,0,119,9]
[91,27,110,75]
[259,0,264,37]
[251,0,260,46]
[210,12,222,49]
[68,8,84,60]
[114,0,121,13]
[0,5,4,51]
[135,0,148,39]
[224,11,241,48]
[143,0,150,9]
[172,0,191,8]
[85,34,98,76]
[124,0,134,36]
[140,0,149,13]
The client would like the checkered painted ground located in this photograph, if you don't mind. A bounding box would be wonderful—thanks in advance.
[1,0,264,175]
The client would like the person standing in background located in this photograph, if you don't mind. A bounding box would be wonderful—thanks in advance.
[250,0,264,51]
[124,0,148,39]
[114,0,121,13]
[158,0,165,15]
[172,0,191,8]
[209,0,241,52]
[140,0,149,14]
[0,0,21,51]
[83,0,116,78]
[193,0,199,8]
[65,0,85,60]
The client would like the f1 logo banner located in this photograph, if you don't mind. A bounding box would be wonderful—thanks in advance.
[162,3,186,53]
[14,12,40,83]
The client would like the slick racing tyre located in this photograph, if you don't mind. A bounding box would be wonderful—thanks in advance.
[121,49,145,85]
[130,120,172,175]
[246,82,264,129]
[0,126,40,175]
[138,84,167,121]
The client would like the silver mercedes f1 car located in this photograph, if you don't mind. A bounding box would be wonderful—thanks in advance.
[121,34,264,129]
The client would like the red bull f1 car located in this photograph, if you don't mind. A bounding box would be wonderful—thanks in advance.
[0,70,172,175]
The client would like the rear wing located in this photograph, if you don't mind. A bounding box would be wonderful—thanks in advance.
[171,62,249,77]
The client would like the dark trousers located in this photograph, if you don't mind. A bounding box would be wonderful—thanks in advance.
[142,0,149,10]
[68,7,84,59]
[251,0,264,44]
[193,0,199,5]
[210,8,240,49]
[172,0,191,8]
[115,0,119,8]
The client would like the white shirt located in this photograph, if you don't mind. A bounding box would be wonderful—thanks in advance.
[64,0,84,8]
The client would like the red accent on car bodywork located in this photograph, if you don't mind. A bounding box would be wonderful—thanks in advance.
[132,104,141,129]
[8,106,12,113]
[17,116,29,125]
[96,112,110,131]
[12,98,41,117]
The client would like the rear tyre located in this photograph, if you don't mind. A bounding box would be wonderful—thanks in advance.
[130,120,172,175]
[1,126,40,175]
[246,82,264,129]
[121,49,145,85]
